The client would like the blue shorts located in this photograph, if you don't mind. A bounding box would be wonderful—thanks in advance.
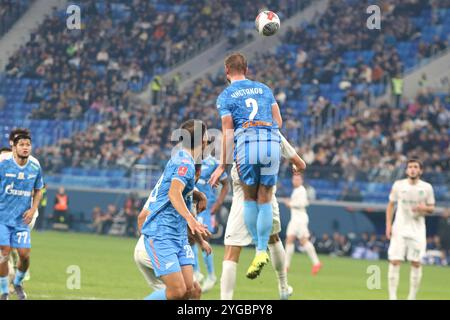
[0,224,31,249]
[144,235,194,277]
[197,209,214,233]
[235,137,281,186]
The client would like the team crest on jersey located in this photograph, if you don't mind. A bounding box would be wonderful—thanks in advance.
[178,166,188,176]
[17,172,25,180]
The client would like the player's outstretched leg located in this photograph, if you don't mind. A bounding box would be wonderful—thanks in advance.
[408,262,422,300]
[300,238,321,275]
[268,235,292,300]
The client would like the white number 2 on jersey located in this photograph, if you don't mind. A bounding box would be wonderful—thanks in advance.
[245,98,259,121]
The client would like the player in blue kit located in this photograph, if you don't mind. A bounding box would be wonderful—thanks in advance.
[0,134,44,300]
[139,120,211,300]
[210,52,283,279]
[193,155,229,292]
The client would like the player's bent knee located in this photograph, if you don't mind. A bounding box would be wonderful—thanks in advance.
[223,246,241,262]
[389,260,401,266]
[411,261,421,268]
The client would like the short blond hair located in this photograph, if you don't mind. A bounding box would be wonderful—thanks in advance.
[224,52,247,75]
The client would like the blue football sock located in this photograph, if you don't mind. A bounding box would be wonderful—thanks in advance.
[256,203,273,252]
[243,201,259,245]
[202,251,215,277]
[192,244,200,273]
[13,270,26,287]
[0,276,8,295]
[145,289,167,300]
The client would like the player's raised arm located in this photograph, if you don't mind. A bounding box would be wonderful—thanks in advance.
[169,179,208,237]
[209,115,234,187]
[210,177,229,215]
[272,103,283,128]
[280,133,306,173]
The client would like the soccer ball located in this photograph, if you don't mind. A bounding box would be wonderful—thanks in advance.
[255,11,281,36]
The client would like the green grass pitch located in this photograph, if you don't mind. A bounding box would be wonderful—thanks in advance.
[16,231,450,300]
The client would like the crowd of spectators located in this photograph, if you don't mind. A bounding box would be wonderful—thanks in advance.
[4,0,306,121]
[0,0,33,37]
[303,90,450,185]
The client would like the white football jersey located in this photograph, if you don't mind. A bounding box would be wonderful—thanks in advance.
[289,185,309,222]
[389,179,435,239]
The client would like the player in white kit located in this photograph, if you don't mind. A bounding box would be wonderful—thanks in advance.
[284,174,321,275]
[386,159,435,300]
[220,134,306,300]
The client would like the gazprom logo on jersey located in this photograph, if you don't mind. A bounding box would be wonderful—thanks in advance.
[5,183,32,197]
[230,88,263,98]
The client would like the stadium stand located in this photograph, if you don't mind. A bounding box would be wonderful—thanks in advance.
[0,0,34,36]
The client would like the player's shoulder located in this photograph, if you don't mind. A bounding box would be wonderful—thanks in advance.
[170,149,195,167]
[418,179,433,190]
[29,155,41,168]
[392,179,407,188]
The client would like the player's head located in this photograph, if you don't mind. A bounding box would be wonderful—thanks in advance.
[179,119,208,155]
[9,128,30,147]
[406,158,423,180]
[0,147,12,154]
[13,134,32,159]
[224,52,248,82]
[292,174,303,187]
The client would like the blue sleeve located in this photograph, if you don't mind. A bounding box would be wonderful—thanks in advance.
[263,84,277,105]
[171,162,195,186]
[217,92,232,117]
[34,167,44,190]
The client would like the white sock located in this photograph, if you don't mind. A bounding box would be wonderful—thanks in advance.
[303,241,320,266]
[268,241,288,292]
[220,260,237,300]
[408,266,422,300]
[285,242,295,270]
[388,264,400,300]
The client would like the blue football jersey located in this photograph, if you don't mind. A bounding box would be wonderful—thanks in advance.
[0,156,44,227]
[216,79,280,140]
[141,149,196,239]
[195,156,228,210]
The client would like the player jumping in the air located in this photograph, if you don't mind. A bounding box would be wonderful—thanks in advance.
[193,155,229,292]
[0,134,44,300]
[221,133,306,299]
[138,120,211,300]
[386,159,435,300]
[284,174,321,275]
[210,52,283,279]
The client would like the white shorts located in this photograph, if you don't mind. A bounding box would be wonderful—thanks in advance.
[224,165,281,247]
[134,235,165,291]
[29,210,39,230]
[286,217,310,239]
[388,234,426,262]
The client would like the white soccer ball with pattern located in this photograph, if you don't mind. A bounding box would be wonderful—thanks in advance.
[255,11,281,36]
